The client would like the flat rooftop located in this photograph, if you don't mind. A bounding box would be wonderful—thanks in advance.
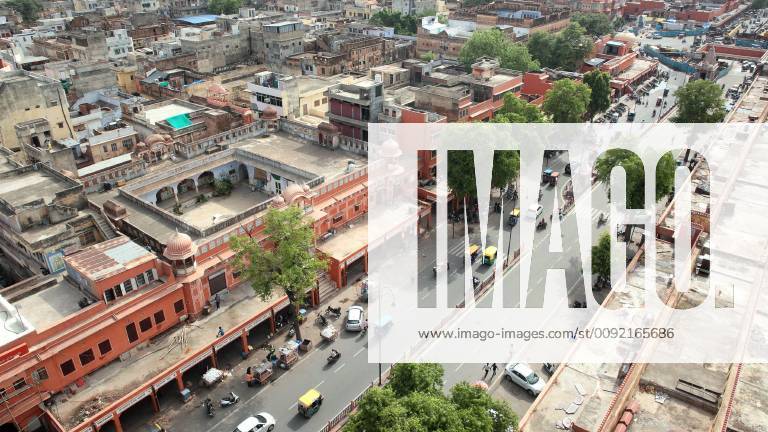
[727,76,768,123]
[728,363,768,431]
[66,236,155,282]
[143,103,197,125]
[617,58,657,80]
[0,169,72,208]
[13,278,82,330]
[317,215,367,261]
[235,133,367,180]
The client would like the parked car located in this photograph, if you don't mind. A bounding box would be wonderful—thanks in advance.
[345,305,365,331]
[527,204,543,219]
[234,413,276,432]
[504,363,546,396]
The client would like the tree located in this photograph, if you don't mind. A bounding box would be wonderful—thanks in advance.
[672,80,727,123]
[459,29,539,72]
[421,51,436,62]
[231,206,327,341]
[526,31,555,68]
[388,363,444,397]
[527,23,593,71]
[448,149,520,200]
[369,10,420,35]
[344,387,423,432]
[592,232,611,280]
[583,70,612,116]
[7,0,42,23]
[451,382,519,432]
[594,149,676,209]
[208,0,242,14]
[542,79,591,123]
[572,13,614,36]
[492,93,548,123]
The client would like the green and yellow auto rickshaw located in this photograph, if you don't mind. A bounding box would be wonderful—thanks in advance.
[298,389,323,418]
[482,246,498,266]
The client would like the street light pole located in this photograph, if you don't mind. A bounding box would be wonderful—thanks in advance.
[378,363,382,386]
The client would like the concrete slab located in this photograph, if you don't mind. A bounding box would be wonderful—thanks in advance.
[13,278,82,330]
[317,216,367,261]
[159,183,271,231]
[728,363,768,432]
[631,389,715,432]
[0,169,71,207]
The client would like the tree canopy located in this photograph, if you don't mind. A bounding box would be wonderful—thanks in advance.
[344,365,518,432]
[492,93,548,123]
[672,80,727,123]
[459,29,539,72]
[541,79,591,123]
[526,23,594,71]
[583,70,612,116]
[592,232,611,280]
[230,205,327,340]
[7,0,42,23]
[369,10,420,35]
[448,149,520,199]
[208,0,242,14]
[572,13,614,36]
[594,149,676,209]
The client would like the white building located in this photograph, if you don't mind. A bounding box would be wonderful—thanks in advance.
[106,29,134,60]
[391,0,446,16]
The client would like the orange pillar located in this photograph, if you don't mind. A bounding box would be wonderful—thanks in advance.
[269,309,276,334]
[113,414,123,432]
[175,371,185,392]
[210,349,218,369]
[240,332,249,353]
[150,390,160,413]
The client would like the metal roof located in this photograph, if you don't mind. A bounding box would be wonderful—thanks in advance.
[175,15,219,25]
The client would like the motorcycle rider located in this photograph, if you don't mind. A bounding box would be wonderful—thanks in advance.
[330,348,340,359]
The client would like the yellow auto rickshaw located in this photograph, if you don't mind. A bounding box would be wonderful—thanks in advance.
[482,246,497,265]
[507,208,520,227]
[468,244,480,263]
[298,389,323,418]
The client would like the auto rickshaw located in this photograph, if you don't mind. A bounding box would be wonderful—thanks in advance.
[482,246,497,265]
[507,208,520,227]
[468,244,480,262]
[548,171,560,186]
[298,389,323,418]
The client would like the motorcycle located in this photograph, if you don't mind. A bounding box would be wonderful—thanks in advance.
[326,305,341,317]
[597,213,606,226]
[220,392,239,408]
[204,398,215,418]
[316,313,328,327]
[327,350,341,364]
[536,219,547,231]
[472,276,480,288]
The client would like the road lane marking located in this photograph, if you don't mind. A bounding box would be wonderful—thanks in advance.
[334,363,346,373]
[454,363,464,372]
[209,385,267,430]
[354,347,365,357]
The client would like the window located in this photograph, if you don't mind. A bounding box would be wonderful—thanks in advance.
[322,97,327,104]
[139,317,152,332]
[111,143,118,152]
[114,285,123,297]
[57,122,63,128]
[0,388,6,400]
[102,145,108,153]
[174,300,185,314]
[126,322,138,343]
[98,339,112,355]
[332,214,343,224]
[314,100,320,107]
[123,279,133,293]
[104,288,115,302]
[123,138,132,148]
[12,378,26,390]
[79,349,95,366]
[354,204,360,212]
[34,367,48,381]
[136,273,146,286]
[154,310,165,325]
[146,270,155,282]
[60,359,76,376]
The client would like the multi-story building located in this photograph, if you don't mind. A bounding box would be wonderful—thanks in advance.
[327,78,384,142]
[0,70,74,151]
[178,22,252,74]
[316,32,385,73]
[257,21,306,68]
[392,0,447,16]
[413,57,523,122]
[344,0,382,20]
[128,21,173,50]
[82,123,139,164]
[247,71,337,119]
[167,0,209,17]
[584,34,658,95]
[416,16,477,60]
[449,1,571,39]
[105,28,134,60]
[67,29,109,62]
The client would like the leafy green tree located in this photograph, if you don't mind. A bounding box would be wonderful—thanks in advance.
[526,31,555,68]
[231,206,327,341]
[208,0,242,14]
[344,387,423,432]
[572,13,614,36]
[369,10,420,35]
[7,0,42,23]
[672,80,727,123]
[448,150,520,199]
[594,149,676,209]
[541,79,591,123]
[492,93,548,123]
[592,232,611,280]
[459,29,539,72]
[388,363,444,397]
[527,23,594,70]
[583,70,612,116]
[403,392,467,432]
[451,382,519,432]
[421,51,436,62]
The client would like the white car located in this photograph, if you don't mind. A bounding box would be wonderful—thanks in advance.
[234,413,276,432]
[504,363,546,397]
[527,204,543,219]
[345,305,365,331]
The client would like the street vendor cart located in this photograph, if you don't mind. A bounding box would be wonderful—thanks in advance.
[277,345,299,369]
[321,324,338,342]
[247,362,273,387]
[201,368,224,388]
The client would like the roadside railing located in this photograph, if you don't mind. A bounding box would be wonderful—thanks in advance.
[318,365,393,432]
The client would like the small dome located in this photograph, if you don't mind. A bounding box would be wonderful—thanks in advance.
[283,183,304,204]
[272,195,285,207]
[208,83,227,95]
[261,106,278,121]
[318,122,339,134]
[163,231,197,261]
[302,183,310,193]
[146,134,165,145]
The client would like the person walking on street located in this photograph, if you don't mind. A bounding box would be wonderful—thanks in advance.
[491,363,498,377]
[214,293,220,309]
[217,326,225,337]
[482,363,490,379]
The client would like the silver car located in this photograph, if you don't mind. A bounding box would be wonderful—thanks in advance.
[345,306,365,331]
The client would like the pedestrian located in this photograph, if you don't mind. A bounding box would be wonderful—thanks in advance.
[482,363,490,379]
[217,326,224,337]
[491,363,498,377]
[214,293,220,309]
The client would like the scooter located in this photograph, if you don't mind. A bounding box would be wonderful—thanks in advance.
[472,276,480,288]
[220,392,239,408]
[327,350,341,364]
[536,219,547,231]
[326,305,341,317]
[597,213,606,226]
[316,313,328,327]
[204,398,215,418]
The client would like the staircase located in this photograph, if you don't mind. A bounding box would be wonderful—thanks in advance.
[90,210,118,240]
[317,274,337,304]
